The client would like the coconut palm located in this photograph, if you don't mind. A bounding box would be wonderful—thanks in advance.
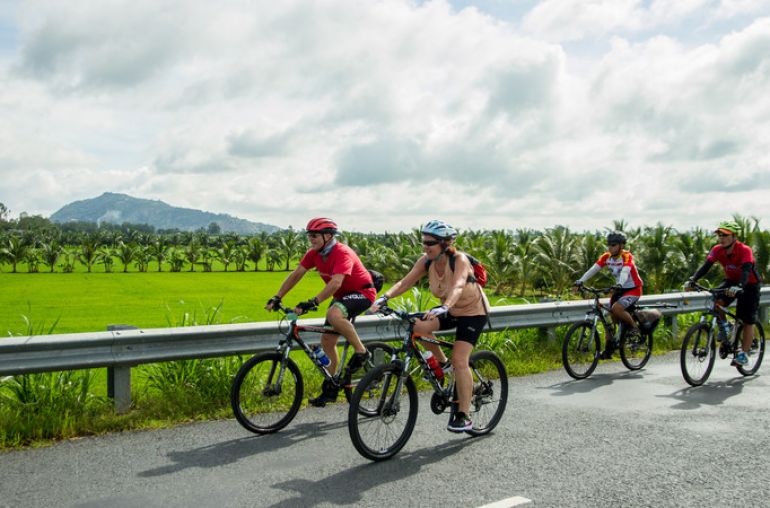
[245,235,266,272]
[95,246,115,273]
[40,240,63,273]
[115,241,137,273]
[531,226,579,295]
[147,239,168,272]
[0,235,27,273]
[277,230,303,271]
[77,234,100,273]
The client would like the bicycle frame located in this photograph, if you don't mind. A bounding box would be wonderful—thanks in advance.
[271,305,355,388]
[690,284,742,351]
[577,286,619,347]
[378,307,456,409]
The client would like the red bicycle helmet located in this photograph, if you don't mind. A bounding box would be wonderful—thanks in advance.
[306,217,338,234]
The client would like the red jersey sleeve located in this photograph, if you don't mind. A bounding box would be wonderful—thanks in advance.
[299,249,316,270]
[596,252,610,267]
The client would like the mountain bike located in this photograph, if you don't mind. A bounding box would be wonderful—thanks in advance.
[562,286,676,379]
[347,304,508,461]
[230,304,394,434]
[680,282,765,386]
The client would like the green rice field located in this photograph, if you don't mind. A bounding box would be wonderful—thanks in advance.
[1,271,325,336]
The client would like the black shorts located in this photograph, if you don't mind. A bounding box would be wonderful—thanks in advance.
[717,282,760,324]
[436,313,488,346]
[323,292,372,328]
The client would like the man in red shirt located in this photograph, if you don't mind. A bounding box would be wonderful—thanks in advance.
[266,217,376,405]
[686,220,762,366]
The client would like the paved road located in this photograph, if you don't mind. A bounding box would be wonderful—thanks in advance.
[2,353,769,507]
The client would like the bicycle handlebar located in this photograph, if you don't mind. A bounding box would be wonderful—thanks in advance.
[377,304,427,322]
[576,285,614,297]
[687,281,740,296]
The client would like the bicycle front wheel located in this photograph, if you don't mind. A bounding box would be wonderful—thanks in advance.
[562,321,601,379]
[348,363,418,461]
[680,323,715,386]
[466,350,508,437]
[620,330,653,370]
[230,352,303,434]
[736,322,765,376]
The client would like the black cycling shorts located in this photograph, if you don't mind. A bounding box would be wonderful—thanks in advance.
[717,282,760,325]
[436,313,488,346]
[323,292,372,328]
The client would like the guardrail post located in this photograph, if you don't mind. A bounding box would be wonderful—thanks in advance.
[761,305,769,327]
[107,325,137,414]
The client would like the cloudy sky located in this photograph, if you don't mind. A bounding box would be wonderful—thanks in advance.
[1,0,769,233]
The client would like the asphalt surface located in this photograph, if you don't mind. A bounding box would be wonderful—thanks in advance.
[2,352,769,508]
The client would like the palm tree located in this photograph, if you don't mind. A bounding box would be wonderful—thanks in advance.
[115,241,136,273]
[23,246,41,273]
[636,223,674,294]
[246,235,266,272]
[277,230,303,271]
[147,239,168,272]
[133,245,151,272]
[95,245,116,273]
[0,235,27,273]
[167,247,186,272]
[217,240,238,272]
[181,239,200,272]
[78,234,100,273]
[531,226,579,296]
[39,240,63,273]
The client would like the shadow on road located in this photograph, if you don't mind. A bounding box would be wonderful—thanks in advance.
[657,376,758,410]
[267,436,481,507]
[543,368,645,396]
[137,419,347,478]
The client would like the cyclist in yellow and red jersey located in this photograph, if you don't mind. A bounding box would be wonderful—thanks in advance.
[265,217,376,406]
[685,220,762,366]
[574,231,644,358]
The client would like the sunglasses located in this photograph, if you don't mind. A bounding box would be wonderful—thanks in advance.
[607,243,620,247]
[307,232,321,239]
[717,233,732,238]
[422,240,440,247]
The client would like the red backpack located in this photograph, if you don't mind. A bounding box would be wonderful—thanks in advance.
[425,252,488,287]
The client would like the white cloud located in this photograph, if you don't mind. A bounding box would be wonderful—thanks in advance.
[0,1,769,233]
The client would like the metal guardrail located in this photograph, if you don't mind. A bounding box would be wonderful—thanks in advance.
[2,289,769,412]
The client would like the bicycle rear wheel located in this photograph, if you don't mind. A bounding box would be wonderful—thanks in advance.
[230,352,303,434]
[465,350,508,437]
[562,321,600,379]
[680,323,715,386]
[348,363,418,461]
[620,329,653,370]
[736,322,765,376]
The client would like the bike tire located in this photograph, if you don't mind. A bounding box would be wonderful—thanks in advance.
[680,323,715,386]
[342,341,396,404]
[736,322,765,376]
[465,350,508,437]
[230,352,303,434]
[620,329,653,370]
[562,321,601,379]
[348,363,418,461]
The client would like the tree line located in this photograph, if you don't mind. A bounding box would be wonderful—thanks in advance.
[1,204,767,298]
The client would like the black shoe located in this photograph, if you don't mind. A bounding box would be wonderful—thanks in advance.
[600,349,614,360]
[447,411,473,433]
[308,379,338,407]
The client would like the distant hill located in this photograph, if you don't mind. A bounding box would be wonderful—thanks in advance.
[50,192,280,234]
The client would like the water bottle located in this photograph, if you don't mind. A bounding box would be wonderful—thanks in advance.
[311,345,330,367]
[421,350,443,381]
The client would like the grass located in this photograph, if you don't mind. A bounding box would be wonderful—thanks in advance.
[0,271,325,335]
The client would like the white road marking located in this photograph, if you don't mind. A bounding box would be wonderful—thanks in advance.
[476,495,532,508]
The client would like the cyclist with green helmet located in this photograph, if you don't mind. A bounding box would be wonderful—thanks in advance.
[370,219,489,433]
[685,220,762,366]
